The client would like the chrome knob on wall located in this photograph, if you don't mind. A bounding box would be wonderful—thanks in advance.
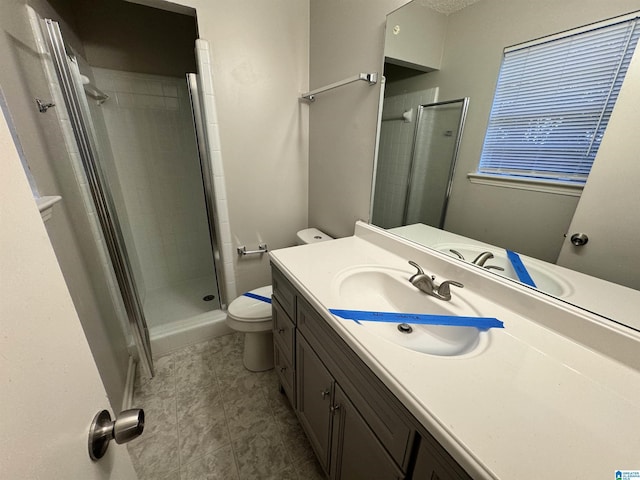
[88,408,145,460]
[570,233,589,247]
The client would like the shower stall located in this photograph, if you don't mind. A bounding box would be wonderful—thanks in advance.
[41,17,230,375]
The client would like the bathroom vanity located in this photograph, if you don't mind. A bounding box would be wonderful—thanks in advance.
[273,265,468,479]
[270,222,640,479]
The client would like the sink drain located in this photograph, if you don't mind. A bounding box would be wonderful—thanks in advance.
[397,323,413,334]
[202,295,215,302]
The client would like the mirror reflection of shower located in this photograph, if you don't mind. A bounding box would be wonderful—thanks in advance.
[373,97,469,229]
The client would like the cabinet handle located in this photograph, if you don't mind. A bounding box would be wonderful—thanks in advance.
[280,367,286,373]
[277,328,285,333]
[321,389,330,399]
[330,404,341,413]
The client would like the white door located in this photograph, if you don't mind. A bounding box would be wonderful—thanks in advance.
[0,108,137,477]
[557,48,640,291]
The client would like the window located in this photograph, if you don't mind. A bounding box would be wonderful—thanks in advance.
[477,16,639,186]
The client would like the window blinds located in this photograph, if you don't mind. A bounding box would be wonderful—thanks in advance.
[478,17,639,184]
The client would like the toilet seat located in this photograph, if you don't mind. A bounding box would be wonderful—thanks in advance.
[226,286,273,333]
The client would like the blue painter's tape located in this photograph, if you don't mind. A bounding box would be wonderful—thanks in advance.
[329,309,503,330]
[506,250,537,288]
[243,292,272,304]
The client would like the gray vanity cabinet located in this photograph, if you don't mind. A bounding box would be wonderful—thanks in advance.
[271,264,472,480]
[297,322,404,480]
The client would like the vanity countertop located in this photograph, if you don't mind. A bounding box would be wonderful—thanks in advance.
[269,222,640,479]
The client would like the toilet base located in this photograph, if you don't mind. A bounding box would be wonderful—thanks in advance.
[243,330,274,371]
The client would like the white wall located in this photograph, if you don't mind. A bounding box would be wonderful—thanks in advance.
[173,0,310,294]
[308,0,409,239]
[385,0,447,71]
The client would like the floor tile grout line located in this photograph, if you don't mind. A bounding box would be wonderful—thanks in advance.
[214,368,242,479]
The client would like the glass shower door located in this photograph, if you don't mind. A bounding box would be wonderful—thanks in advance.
[43,18,154,376]
[404,98,469,228]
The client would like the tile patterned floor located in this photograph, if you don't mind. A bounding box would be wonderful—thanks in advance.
[128,332,327,480]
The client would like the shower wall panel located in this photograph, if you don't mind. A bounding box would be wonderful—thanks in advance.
[93,68,214,292]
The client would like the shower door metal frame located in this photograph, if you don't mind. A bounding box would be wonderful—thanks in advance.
[43,18,155,377]
[186,73,226,309]
[403,97,470,229]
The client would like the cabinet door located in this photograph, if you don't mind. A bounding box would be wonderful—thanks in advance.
[411,433,472,480]
[296,335,334,472]
[330,385,405,480]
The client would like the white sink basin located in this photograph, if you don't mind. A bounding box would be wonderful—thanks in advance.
[436,243,572,297]
[331,266,491,357]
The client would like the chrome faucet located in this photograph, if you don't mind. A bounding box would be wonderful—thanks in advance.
[408,261,463,301]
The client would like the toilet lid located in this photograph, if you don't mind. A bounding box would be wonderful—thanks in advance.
[228,286,273,322]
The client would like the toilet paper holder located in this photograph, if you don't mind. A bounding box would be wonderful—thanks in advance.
[237,243,268,256]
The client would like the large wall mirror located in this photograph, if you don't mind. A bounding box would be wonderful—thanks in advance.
[371,0,640,331]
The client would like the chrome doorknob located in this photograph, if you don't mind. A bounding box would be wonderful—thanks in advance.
[570,233,589,246]
[88,409,144,460]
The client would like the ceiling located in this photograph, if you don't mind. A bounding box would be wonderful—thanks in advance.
[418,0,483,15]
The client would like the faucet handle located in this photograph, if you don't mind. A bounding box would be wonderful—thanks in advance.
[408,261,425,282]
[436,280,464,301]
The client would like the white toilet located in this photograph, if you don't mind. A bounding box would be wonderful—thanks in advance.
[226,228,333,371]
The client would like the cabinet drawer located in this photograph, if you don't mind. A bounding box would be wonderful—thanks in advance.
[272,297,295,365]
[274,342,295,408]
[271,266,296,320]
[297,296,414,471]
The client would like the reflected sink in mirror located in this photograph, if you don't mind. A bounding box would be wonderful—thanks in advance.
[435,243,572,297]
[332,266,490,356]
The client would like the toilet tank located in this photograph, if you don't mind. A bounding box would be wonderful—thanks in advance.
[296,228,333,245]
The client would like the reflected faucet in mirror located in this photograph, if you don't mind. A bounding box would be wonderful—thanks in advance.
[370,0,640,331]
[449,250,504,271]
